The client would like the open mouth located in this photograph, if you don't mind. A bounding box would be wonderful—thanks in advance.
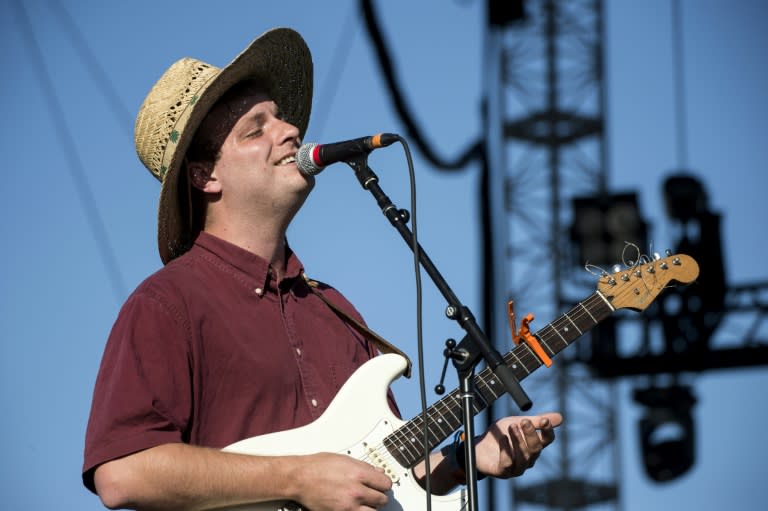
[276,155,296,166]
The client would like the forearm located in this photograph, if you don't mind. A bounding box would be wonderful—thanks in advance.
[411,444,466,496]
[94,443,303,510]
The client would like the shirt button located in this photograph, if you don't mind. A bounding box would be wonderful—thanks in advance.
[296,348,302,356]
[311,398,318,407]
[254,287,263,296]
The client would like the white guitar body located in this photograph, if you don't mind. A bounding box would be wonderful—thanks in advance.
[221,354,467,511]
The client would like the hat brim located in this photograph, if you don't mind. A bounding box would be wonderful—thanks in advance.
[156,28,313,264]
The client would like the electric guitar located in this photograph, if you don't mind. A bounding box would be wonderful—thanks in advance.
[219,254,699,511]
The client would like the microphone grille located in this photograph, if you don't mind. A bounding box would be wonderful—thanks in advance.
[296,143,322,176]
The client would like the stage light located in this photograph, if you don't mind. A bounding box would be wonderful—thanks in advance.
[634,384,697,482]
[659,173,726,352]
[570,192,648,268]
[488,0,526,27]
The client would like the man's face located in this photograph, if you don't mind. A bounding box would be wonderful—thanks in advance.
[196,86,314,219]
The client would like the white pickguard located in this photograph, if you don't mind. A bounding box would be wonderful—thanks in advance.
[219,354,467,511]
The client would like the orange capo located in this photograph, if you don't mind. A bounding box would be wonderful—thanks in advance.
[507,301,552,368]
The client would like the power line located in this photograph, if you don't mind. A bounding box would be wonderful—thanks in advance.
[310,2,359,140]
[672,0,689,169]
[48,0,134,137]
[11,0,127,301]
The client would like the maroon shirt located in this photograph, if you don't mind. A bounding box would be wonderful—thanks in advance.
[83,232,386,492]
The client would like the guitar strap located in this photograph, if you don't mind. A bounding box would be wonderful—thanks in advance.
[302,273,412,378]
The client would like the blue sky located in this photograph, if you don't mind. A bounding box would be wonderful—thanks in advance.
[1,1,766,510]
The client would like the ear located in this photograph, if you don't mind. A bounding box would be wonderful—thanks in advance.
[187,160,220,193]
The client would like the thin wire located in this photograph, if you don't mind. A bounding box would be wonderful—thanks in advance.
[12,0,127,301]
[48,0,133,136]
[311,3,359,140]
[672,0,689,169]
[395,135,431,509]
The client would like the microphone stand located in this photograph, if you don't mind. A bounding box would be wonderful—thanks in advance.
[345,157,532,511]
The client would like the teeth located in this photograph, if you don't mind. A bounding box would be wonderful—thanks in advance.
[277,155,296,165]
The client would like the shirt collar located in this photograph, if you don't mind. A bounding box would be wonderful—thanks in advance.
[192,232,305,294]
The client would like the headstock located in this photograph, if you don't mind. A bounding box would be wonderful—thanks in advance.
[596,253,699,311]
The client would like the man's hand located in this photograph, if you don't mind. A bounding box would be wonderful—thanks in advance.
[474,412,563,478]
[292,452,393,511]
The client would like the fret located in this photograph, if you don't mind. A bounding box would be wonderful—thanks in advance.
[596,289,614,310]
[535,332,555,357]
[550,324,567,343]
[429,409,452,438]
[543,322,568,349]
[475,372,504,404]
[385,430,420,466]
[579,301,598,324]
[440,397,462,425]
[563,312,583,335]
[508,346,536,376]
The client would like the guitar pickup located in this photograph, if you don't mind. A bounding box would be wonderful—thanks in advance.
[364,442,401,485]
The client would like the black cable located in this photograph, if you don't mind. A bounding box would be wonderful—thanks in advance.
[360,0,483,171]
[12,0,127,301]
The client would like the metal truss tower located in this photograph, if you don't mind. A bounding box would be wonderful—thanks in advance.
[484,1,620,509]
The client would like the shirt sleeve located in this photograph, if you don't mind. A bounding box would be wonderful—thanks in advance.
[82,286,192,493]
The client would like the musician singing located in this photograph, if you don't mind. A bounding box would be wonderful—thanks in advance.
[83,28,562,511]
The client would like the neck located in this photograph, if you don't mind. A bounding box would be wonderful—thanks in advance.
[202,192,307,280]
[203,219,289,280]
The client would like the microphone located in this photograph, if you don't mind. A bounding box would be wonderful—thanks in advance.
[296,133,398,176]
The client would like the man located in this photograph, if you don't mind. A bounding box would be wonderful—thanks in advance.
[83,28,562,511]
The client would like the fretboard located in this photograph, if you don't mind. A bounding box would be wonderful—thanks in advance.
[383,291,614,468]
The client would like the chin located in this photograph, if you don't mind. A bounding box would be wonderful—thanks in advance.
[299,173,316,192]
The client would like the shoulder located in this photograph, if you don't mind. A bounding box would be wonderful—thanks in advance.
[136,249,206,298]
[119,254,201,325]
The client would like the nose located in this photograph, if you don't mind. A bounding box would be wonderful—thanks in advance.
[276,116,301,147]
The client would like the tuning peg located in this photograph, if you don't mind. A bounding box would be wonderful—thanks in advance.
[612,264,622,274]
[653,252,661,261]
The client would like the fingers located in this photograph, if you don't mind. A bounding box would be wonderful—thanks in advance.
[538,417,557,446]
[296,453,392,511]
[346,461,392,507]
[500,413,561,476]
[540,412,564,428]
[509,419,542,475]
[362,466,394,494]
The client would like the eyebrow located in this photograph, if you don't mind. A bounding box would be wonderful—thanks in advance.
[242,103,280,128]
[248,111,268,126]
[234,111,268,136]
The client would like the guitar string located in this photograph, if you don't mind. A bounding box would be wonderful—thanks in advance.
[386,257,681,464]
[389,293,608,455]
[371,273,677,469]
[361,269,670,472]
[369,258,689,473]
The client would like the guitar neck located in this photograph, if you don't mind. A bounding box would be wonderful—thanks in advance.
[383,291,614,468]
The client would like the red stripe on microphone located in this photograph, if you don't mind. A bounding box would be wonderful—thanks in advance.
[312,145,323,166]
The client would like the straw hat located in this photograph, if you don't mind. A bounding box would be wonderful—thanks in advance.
[134,28,313,264]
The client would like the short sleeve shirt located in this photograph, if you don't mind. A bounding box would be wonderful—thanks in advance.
[82,232,384,491]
